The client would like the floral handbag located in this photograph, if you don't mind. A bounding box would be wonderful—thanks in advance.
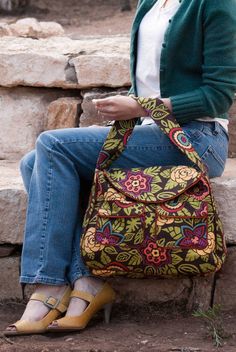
[80,97,226,278]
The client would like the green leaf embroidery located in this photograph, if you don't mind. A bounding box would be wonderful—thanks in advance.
[116,252,131,262]
[87,261,104,269]
[110,170,126,181]
[101,251,111,265]
[133,229,144,245]
[104,139,120,150]
[185,250,200,262]
[104,246,118,255]
[126,218,142,233]
[199,263,216,273]
[87,252,95,260]
[171,254,183,266]
[113,218,125,232]
[164,179,178,190]
[151,183,162,193]
[128,251,142,266]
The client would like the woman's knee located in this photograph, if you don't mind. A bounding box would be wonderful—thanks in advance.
[35,130,59,151]
[20,149,36,175]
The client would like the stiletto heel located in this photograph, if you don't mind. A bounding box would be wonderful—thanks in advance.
[104,302,113,324]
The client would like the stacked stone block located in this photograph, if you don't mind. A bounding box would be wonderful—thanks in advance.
[0,34,236,312]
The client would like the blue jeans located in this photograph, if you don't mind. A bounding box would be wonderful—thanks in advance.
[19,120,228,286]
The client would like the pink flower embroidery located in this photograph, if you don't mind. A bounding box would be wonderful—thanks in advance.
[143,241,171,266]
[120,170,152,196]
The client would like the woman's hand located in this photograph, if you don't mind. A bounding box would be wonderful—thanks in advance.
[92,95,148,121]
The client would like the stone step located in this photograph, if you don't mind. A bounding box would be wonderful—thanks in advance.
[1,159,235,246]
[0,36,130,89]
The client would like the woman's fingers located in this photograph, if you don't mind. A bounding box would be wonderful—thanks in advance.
[92,98,114,110]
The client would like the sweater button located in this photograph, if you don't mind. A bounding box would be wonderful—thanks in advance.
[169,19,172,23]
[162,43,166,48]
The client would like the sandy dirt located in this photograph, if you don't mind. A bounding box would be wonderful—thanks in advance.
[0,302,236,352]
[0,0,138,38]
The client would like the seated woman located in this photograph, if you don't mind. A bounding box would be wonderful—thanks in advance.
[5,0,236,335]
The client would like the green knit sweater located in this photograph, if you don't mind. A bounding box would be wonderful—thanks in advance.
[129,0,236,123]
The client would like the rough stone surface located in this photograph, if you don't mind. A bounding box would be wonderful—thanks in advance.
[211,158,236,245]
[0,36,130,89]
[0,256,23,300]
[9,18,65,39]
[80,88,128,127]
[109,275,213,311]
[45,96,82,130]
[229,99,236,158]
[72,54,130,89]
[214,247,236,311]
[0,161,26,245]
[0,87,77,160]
[0,22,12,36]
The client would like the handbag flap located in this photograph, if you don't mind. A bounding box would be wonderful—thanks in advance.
[104,165,202,203]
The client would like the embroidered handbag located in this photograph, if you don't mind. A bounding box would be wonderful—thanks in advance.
[80,97,226,278]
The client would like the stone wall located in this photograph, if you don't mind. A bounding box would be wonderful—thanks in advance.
[0,34,236,312]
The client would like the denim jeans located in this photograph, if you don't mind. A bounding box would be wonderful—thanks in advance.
[19,120,228,286]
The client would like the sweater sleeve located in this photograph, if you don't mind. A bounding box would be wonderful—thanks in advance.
[170,0,236,122]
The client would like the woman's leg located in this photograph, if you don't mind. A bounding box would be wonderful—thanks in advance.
[12,126,112,329]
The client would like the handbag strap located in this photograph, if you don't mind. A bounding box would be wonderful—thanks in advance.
[96,96,207,174]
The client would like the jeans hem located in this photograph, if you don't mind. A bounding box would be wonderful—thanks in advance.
[20,276,68,286]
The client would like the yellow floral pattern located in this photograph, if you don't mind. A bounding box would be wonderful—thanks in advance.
[171,166,199,184]
[81,227,105,254]
[193,232,216,256]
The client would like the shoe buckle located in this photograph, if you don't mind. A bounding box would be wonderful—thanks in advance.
[44,296,60,309]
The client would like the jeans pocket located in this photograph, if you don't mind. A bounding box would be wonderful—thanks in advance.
[201,145,225,178]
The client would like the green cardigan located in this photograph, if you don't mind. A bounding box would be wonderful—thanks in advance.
[129,0,236,123]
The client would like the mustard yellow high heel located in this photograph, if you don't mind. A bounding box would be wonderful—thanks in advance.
[47,282,116,332]
[4,286,71,336]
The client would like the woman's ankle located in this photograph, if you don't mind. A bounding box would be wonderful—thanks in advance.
[73,277,104,292]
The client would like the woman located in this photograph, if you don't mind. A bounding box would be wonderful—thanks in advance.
[5,0,236,335]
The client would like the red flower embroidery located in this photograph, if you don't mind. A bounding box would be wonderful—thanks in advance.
[143,241,171,266]
[120,170,152,196]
